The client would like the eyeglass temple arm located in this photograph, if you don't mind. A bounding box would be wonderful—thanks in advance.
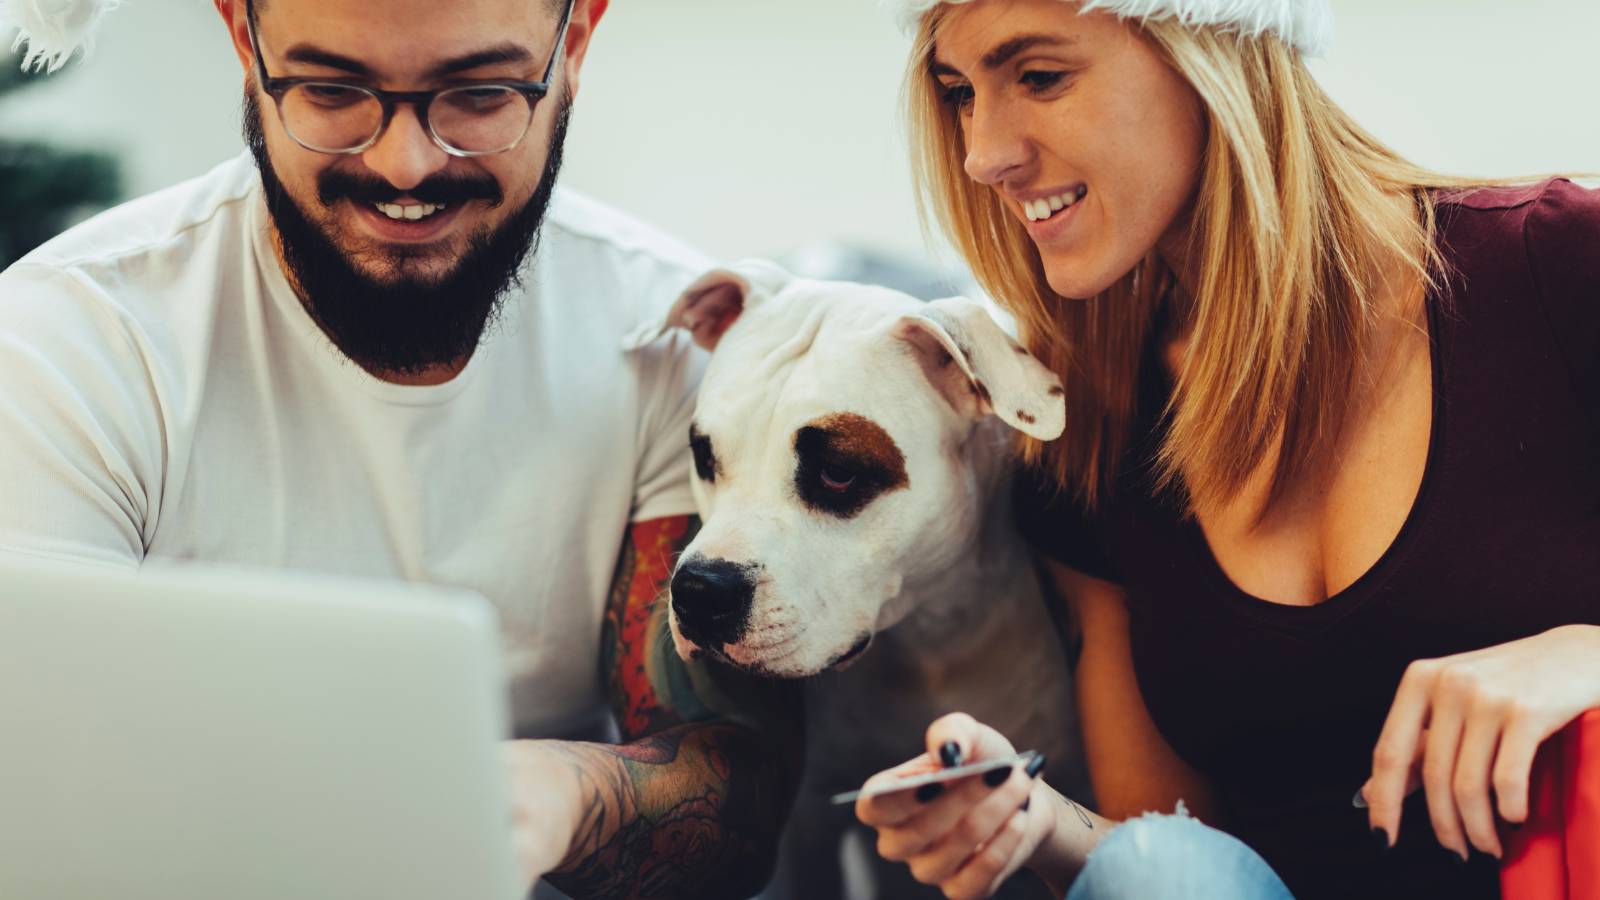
[243,0,273,88]
[543,0,578,84]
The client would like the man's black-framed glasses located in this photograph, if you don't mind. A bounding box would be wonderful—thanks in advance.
[244,0,575,157]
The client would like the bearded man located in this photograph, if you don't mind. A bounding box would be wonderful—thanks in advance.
[0,1,801,897]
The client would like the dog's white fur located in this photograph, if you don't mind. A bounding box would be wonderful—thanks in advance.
[626,261,1085,898]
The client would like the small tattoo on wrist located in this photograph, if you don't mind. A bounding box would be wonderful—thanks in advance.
[1067,798,1093,829]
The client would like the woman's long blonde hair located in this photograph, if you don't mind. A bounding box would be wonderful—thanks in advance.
[907,8,1484,519]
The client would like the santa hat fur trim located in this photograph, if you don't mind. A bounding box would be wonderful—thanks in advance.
[888,0,1332,57]
[2,0,123,73]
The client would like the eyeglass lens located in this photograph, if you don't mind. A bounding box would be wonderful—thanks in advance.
[279,84,536,155]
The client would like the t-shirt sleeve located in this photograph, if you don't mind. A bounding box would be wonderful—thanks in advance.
[1523,179,1600,420]
[0,263,161,569]
[1012,463,1122,583]
[629,317,707,524]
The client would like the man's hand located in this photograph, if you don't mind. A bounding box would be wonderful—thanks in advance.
[503,740,591,885]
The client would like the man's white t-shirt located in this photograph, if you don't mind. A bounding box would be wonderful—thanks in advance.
[0,153,709,739]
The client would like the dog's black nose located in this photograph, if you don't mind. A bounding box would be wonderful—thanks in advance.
[670,559,755,647]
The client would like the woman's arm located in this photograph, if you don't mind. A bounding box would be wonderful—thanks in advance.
[849,560,1225,900]
[1047,559,1220,823]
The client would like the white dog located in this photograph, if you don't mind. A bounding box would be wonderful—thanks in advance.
[626,261,1085,899]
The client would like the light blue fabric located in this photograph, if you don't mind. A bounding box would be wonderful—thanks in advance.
[1065,813,1295,900]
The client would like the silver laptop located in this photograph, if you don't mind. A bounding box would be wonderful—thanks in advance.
[0,557,524,900]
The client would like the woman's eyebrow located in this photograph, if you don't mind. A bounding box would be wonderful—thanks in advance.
[981,34,1075,70]
[930,33,1078,78]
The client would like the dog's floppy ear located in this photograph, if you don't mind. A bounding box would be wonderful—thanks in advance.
[622,259,792,352]
[891,298,1066,441]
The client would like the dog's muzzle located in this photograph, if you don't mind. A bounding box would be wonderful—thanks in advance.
[670,558,756,648]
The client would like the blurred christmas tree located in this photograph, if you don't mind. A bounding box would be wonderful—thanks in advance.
[0,48,122,269]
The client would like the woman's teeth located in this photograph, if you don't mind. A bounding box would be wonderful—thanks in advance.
[1023,186,1088,222]
[372,202,447,221]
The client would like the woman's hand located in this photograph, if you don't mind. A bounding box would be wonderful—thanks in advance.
[1362,624,1600,860]
[854,713,1053,900]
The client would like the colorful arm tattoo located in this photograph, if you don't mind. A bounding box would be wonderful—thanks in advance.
[545,515,805,900]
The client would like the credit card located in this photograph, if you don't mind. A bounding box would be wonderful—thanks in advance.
[829,751,1039,806]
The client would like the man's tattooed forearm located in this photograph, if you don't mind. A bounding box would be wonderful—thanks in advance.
[545,723,789,900]
[553,516,801,898]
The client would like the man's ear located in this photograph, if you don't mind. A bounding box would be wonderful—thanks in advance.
[215,0,254,79]
[891,298,1066,441]
[559,0,609,103]
[623,260,792,353]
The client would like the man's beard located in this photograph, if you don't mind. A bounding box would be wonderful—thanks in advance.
[243,89,571,378]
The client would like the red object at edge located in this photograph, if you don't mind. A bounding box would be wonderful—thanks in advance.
[1501,709,1600,899]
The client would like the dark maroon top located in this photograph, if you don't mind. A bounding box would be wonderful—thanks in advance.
[1017,180,1600,900]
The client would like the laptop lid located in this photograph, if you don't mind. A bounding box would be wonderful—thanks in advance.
[0,557,524,900]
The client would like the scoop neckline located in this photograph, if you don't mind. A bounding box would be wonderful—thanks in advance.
[1177,287,1448,632]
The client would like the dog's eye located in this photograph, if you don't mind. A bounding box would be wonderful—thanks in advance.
[689,426,717,484]
[792,418,908,520]
[819,466,856,493]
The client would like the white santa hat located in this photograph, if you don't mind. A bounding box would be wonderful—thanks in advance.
[2,0,123,73]
[889,0,1333,57]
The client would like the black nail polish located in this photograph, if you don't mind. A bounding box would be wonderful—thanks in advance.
[1025,754,1048,780]
[984,765,1014,788]
[916,783,944,803]
[1372,827,1390,853]
[1021,798,1032,813]
[939,742,963,768]
[1509,821,1524,831]
[1447,849,1467,865]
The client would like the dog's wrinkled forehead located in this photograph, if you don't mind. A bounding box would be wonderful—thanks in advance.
[700,281,926,402]
[629,260,1067,496]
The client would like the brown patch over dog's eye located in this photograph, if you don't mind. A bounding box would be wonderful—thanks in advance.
[793,413,909,519]
[689,425,719,483]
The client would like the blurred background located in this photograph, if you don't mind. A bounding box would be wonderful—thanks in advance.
[1,0,1596,276]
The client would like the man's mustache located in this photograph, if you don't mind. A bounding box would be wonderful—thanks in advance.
[317,171,504,209]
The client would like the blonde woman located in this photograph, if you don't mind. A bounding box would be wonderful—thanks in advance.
[852,1,1600,898]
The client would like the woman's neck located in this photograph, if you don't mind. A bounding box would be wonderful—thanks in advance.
[1149,189,1427,377]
